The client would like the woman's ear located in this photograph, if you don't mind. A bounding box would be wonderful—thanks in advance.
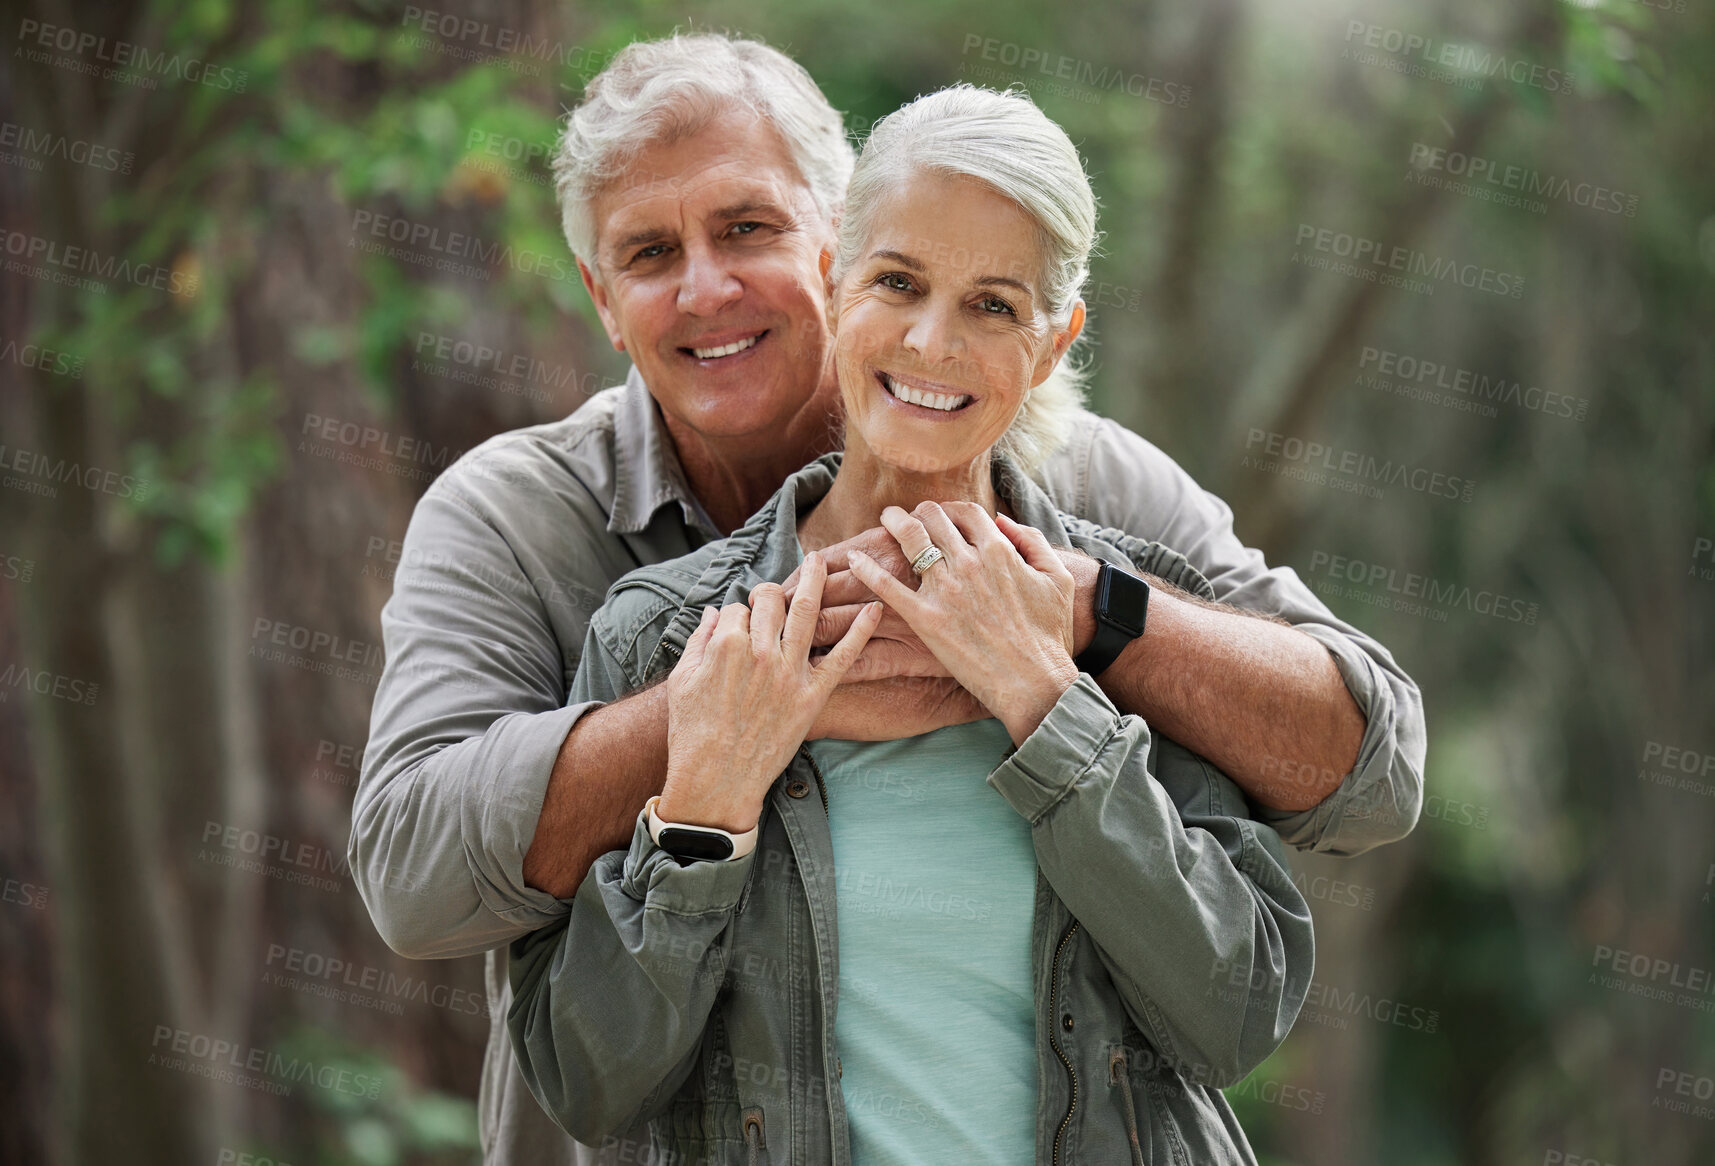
[1033,298,1086,386]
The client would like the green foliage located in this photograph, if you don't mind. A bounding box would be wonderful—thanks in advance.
[243,1027,479,1166]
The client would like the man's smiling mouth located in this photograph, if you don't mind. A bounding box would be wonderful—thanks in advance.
[683,332,766,360]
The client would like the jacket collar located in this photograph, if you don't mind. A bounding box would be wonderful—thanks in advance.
[648,449,1073,670]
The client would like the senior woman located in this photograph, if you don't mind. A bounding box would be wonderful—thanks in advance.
[508,85,1313,1166]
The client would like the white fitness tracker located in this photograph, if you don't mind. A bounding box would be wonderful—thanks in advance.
[644,795,759,864]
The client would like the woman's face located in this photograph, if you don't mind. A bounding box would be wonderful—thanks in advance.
[828,169,1084,476]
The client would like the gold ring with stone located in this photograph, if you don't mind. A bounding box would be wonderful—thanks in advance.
[909,545,945,576]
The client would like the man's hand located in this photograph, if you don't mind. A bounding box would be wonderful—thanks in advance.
[809,675,992,740]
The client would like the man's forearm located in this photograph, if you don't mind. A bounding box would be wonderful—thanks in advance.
[522,683,670,899]
[1066,555,1364,811]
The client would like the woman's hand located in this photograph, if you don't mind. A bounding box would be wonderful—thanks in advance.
[846,503,1079,747]
[658,551,881,833]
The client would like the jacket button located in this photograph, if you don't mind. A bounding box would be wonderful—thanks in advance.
[786,779,811,799]
[836,1057,843,1079]
[1063,1013,1074,1032]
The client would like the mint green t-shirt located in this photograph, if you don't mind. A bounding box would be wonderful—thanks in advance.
[807,718,1039,1165]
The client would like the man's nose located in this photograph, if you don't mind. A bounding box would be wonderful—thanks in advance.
[676,243,744,315]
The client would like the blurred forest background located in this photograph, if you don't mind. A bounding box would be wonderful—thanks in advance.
[2,0,1712,1163]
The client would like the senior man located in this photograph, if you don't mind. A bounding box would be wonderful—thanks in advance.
[351,32,1425,1166]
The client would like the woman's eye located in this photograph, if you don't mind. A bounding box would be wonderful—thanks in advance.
[978,295,1016,316]
[878,273,915,292]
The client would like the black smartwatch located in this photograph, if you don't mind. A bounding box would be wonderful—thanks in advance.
[1074,561,1150,677]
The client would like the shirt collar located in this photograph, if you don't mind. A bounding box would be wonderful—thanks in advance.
[607,364,720,538]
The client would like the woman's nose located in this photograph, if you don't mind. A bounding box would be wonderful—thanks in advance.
[900,302,964,363]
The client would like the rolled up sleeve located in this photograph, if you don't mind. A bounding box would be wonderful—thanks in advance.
[350,480,594,960]
[1055,414,1428,855]
[988,674,1313,1087]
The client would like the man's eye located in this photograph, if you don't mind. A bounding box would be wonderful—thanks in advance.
[878,273,915,292]
[730,221,763,236]
[634,244,668,261]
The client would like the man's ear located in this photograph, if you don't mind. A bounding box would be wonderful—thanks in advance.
[578,259,626,353]
[1032,298,1086,387]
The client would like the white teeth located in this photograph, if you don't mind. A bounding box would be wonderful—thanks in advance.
[691,335,760,359]
[882,373,971,412]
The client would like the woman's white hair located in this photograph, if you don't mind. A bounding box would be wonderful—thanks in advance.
[551,32,854,272]
[832,84,1099,474]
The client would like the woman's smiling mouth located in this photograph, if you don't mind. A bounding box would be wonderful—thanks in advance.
[876,370,975,413]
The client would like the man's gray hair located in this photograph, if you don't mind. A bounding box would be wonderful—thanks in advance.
[832,84,1099,474]
[552,32,854,271]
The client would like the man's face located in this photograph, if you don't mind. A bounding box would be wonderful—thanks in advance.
[580,111,835,442]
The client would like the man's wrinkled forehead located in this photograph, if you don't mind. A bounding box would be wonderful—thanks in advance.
[590,121,831,265]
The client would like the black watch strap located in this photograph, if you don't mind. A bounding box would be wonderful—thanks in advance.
[1074,561,1150,677]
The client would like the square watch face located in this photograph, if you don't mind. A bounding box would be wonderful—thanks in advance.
[1102,568,1150,637]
